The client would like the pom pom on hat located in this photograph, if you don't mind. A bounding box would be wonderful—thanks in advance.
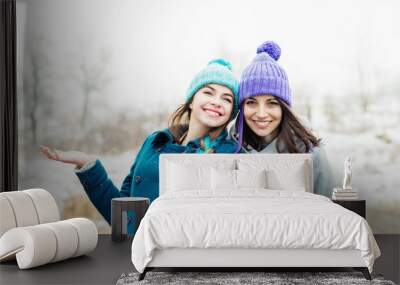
[208,58,232,70]
[256,41,281,61]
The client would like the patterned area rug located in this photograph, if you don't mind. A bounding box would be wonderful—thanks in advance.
[116,271,396,285]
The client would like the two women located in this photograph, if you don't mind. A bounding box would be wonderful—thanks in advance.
[42,41,334,225]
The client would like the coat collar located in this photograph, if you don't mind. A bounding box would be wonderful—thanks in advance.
[186,129,229,151]
[151,129,174,147]
[151,127,229,151]
[228,121,310,153]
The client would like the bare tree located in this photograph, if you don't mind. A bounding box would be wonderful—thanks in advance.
[74,48,112,127]
[304,95,312,124]
[292,83,313,126]
[323,94,342,133]
[354,16,375,113]
[23,36,52,146]
[356,55,370,112]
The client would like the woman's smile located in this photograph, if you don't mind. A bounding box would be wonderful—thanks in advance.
[203,107,223,118]
[252,119,273,129]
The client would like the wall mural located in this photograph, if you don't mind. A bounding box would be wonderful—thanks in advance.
[17,0,400,234]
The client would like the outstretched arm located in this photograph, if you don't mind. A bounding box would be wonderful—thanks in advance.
[40,146,131,224]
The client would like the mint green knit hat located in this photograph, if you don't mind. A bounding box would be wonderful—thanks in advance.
[186,58,239,118]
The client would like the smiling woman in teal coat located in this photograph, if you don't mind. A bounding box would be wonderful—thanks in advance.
[41,59,239,224]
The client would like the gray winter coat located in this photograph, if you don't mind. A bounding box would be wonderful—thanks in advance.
[228,124,335,198]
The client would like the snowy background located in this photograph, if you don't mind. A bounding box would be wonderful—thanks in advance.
[16,0,400,234]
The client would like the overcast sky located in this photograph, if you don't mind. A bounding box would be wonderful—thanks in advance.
[17,0,400,114]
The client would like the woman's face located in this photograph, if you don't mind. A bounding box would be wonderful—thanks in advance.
[189,83,234,128]
[243,95,282,138]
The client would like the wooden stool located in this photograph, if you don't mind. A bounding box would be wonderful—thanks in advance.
[111,197,149,242]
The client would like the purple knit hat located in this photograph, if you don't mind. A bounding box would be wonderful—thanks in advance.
[236,41,292,152]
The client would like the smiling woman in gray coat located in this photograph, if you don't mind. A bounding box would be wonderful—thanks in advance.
[230,41,335,197]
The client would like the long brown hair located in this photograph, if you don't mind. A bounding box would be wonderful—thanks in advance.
[168,101,192,144]
[242,98,320,153]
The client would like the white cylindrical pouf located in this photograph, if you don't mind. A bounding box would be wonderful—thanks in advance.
[65,218,98,257]
[24,189,60,223]
[0,196,17,237]
[42,220,79,262]
[0,192,39,227]
[0,218,98,269]
[0,226,57,269]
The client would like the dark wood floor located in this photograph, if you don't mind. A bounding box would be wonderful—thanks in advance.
[374,234,400,284]
[0,234,398,285]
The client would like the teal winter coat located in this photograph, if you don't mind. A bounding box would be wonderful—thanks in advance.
[76,128,237,224]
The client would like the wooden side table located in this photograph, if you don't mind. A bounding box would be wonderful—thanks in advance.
[332,199,366,218]
[111,197,150,242]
